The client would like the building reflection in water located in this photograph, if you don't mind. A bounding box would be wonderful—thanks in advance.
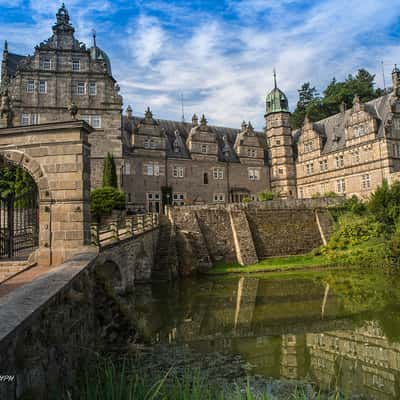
[133,276,400,400]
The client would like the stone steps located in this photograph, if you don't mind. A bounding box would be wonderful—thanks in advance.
[0,261,35,284]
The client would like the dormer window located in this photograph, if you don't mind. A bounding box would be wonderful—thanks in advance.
[72,59,80,72]
[353,125,365,137]
[173,141,180,153]
[42,58,52,70]
[201,144,208,154]
[247,148,256,158]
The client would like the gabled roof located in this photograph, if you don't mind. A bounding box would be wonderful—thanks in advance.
[293,93,392,154]
[123,116,266,163]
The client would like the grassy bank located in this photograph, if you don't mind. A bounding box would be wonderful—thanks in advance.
[208,253,330,275]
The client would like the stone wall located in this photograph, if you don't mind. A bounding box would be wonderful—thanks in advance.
[169,198,338,268]
[0,228,159,400]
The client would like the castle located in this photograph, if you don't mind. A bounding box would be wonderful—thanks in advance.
[1,4,400,212]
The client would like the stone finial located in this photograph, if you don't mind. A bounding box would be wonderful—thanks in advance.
[247,121,254,131]
[56,3,70,25]
[353,94,360,105]
[340,102,346,113]
[145,107,153,119]
[126,105,132,118]
[68,101,78,119]
[392,64,400,94]
[174,129,180,137]
[241,120,247,131]
[192,113,198,126]
[200,114,207,126]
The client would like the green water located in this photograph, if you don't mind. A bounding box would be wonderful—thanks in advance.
[132,269,400,399]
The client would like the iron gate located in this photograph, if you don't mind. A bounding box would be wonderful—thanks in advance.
[0,186,39,260]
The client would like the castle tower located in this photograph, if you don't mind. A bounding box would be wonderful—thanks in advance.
[265,71,296,198]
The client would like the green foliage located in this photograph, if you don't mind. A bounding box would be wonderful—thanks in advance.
[329,195,366,221]
[102,153,118,188]
[0,165,35,201]
[328,214,382,250]
[91,187,125,221]
[368,179,400,231]
[257,190,275,201]
[290,69,382,129]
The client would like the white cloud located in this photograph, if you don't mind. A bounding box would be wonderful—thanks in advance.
[1,0,400,129]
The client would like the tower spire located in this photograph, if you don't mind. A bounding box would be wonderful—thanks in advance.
[92,29,97,49]
[273,68,277,89]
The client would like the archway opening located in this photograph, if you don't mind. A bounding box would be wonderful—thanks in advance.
[0,157,39,260]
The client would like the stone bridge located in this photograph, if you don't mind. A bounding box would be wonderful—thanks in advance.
[0,121,161,399]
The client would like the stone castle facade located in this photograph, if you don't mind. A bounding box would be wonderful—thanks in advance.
[2,5,400,212]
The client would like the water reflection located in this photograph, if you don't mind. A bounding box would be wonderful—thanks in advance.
[132,272,400,399]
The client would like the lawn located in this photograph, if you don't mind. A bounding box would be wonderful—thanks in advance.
[208,252,330,275]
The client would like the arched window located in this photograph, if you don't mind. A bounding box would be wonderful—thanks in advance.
[203,172,208,184]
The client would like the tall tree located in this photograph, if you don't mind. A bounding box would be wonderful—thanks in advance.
[102,153,118,188]
[290,82,320,129]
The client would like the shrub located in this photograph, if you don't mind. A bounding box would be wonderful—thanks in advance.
[327,213,383,250]
[102,153,118,188]
[91,187,125,221]
[257,190,275,201]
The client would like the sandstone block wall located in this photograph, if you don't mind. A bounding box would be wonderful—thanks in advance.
[169,199,337,268]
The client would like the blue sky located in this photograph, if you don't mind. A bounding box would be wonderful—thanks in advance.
[1,0,400,129]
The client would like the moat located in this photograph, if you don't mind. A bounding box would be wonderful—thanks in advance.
[131,269,400,399]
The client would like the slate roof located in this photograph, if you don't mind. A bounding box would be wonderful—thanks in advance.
[5,52,27,78]
[123,116,267,163]
[293,93,392,155]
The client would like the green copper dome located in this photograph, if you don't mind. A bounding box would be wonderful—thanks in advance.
[265,71,289,114]
[266,87,289,114]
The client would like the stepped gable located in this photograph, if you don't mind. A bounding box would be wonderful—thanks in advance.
[123,115,267,163]
[293,93,392,156]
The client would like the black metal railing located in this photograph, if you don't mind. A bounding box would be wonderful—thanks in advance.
[0,187,39,260]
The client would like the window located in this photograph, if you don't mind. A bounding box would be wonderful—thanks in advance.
[91,115,101,128]
[201,144,208,154]
[76,81,85,95]
[172,193,185,206]
[21,113,30,126]
[247,148,256,158]
[144,138,157,149]
[123,161,131,175]
[299,187,304,199]
[361,174,371,190]
[248,168,260,181]
[21,113,39,125]
[143,162,161,176]
[306,163,314,175]
[213,167,224,180]
[172,166,184,178]
[72,59,80,72]
[82,115,101,128]
[352,150,360,164]
[335,155,344,168]
[26,80,35,93]
[89,82,97,96]
[214,193,225,203]
[38,80,47,94]
[42,58,52,70]
[276,140,281,145]
[304,141,314,153]
[336,178,346,193]
[319,159,328,172]
[203,172,208,184]
[353,125,365,137]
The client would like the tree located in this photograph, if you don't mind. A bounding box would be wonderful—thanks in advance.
[102,153,118,188]
[91,187,125,222]
[290,68,382,129]
[290,82,320,129]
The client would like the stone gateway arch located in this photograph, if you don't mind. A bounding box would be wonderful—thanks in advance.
[0,121,92,266]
